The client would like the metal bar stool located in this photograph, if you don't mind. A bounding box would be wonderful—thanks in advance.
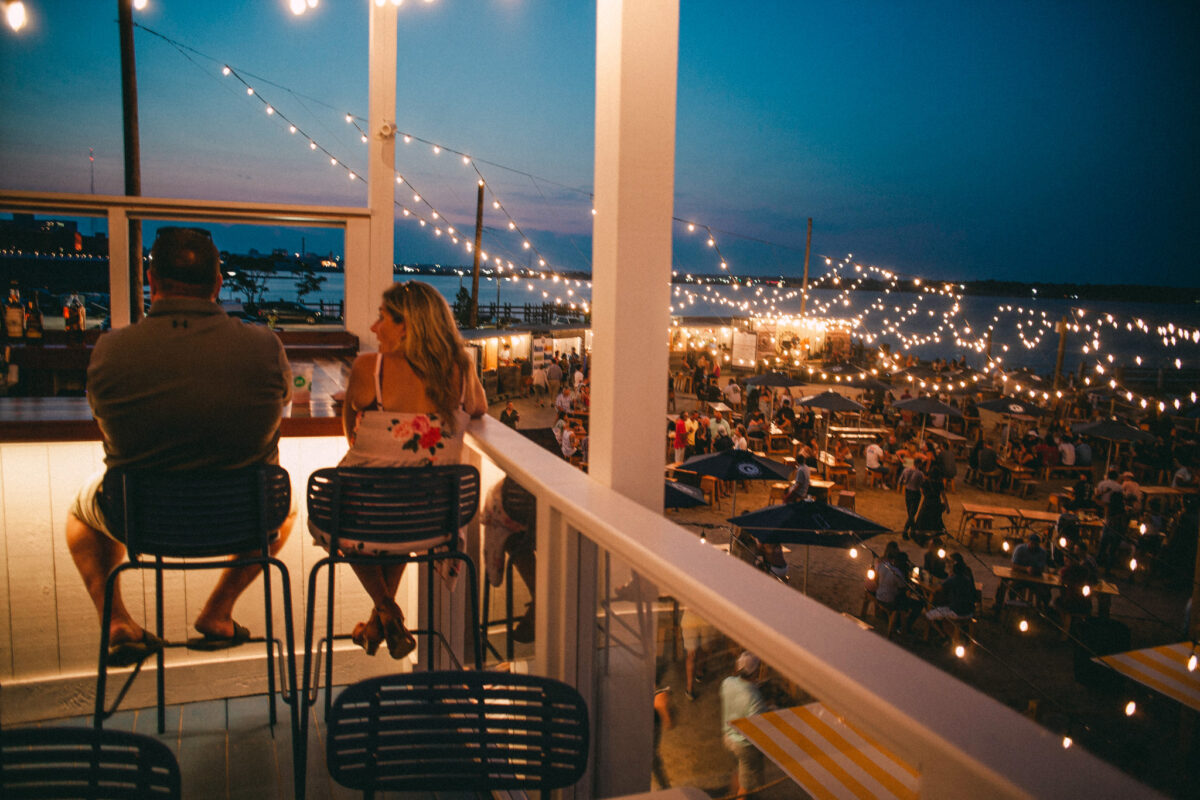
[302,465,483,720]
[94,465,297,736]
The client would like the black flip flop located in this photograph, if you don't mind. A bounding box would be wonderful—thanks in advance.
[186,621,252,651]
[106,631,166,668]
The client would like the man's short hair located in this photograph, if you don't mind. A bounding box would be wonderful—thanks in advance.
[148,227,220,295]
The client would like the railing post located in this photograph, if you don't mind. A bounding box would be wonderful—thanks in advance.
[106,207,131,329]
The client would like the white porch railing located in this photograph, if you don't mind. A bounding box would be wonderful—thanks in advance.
[463,416,1154,799]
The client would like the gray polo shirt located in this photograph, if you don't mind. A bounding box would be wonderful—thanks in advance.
[88,297,291,471]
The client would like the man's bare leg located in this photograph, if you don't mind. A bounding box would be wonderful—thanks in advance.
[193,513,294,639]
[66,512,143,645]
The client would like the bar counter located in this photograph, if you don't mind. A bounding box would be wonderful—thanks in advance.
[0,355,491,724]
[0,395,344,441]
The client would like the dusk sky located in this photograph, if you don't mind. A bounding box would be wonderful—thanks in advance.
[2,1,1198,286]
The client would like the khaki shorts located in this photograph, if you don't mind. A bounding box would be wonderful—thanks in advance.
[69,469,117,540]
[70,467,297,545]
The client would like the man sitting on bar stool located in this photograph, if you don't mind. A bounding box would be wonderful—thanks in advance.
[64,227,294,666]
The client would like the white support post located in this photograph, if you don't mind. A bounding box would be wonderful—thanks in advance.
[106,208,131,329]
[587,1,680,795]
[349,1,399,348]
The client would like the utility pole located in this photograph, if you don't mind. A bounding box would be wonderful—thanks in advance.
[1053,315,1068,391]
[118,0,143,321]
[469,181,484,328]
[799,217,812,316]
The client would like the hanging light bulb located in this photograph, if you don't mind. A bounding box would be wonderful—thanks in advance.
[1062,737,1072,749]
[848,547,858,559]
[1124,700,1136,716]
[954,645,965,658]
[1188,653,1197,672]
[1018,619,1029,633]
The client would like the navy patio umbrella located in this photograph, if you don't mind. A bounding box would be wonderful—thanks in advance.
[976,396,1049,446]
[729,500,890,592]
[664,480,707,510]
[1074,418,1155,471]
[892,395,963,440]
[680,448,793,517]
[745,371,805,388]
[797,390,868,414]
[976,396,1048,418]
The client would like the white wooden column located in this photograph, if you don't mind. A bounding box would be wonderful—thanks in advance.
[346,2,399,347]
[588,1,680,795]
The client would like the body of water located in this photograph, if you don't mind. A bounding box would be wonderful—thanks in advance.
[230,272,1200,380]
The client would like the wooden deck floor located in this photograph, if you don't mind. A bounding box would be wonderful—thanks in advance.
[12,691,473,799]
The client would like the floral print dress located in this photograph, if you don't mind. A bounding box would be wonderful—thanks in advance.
[309,353,468,555]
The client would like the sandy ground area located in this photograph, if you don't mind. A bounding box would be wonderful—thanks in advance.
[488,387,1198,798]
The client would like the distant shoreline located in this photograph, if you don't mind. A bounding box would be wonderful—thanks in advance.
[3,252,1198,305]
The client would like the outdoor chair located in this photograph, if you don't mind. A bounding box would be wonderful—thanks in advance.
[94,466,297,735]
[1,725,181,799]
[325,671,589,798]
[303,465,483,720]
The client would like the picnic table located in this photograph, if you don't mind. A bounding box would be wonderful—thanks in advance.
[958,502,1020,538]
[992,564,1118,618]
[1014,508,1062,537]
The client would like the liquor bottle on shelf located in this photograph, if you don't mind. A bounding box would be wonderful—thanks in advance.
[4,280,24,341]
[24,294,44,343]
[64,292,86,344]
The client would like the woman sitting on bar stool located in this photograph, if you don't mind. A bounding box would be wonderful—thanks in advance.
[310,281,488,659]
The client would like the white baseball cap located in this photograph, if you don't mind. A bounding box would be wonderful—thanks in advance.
[737,651,761,676]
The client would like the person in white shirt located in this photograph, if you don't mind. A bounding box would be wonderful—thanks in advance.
[1171,459,1194,488]
[865,439,886,476]
[554,386,574,415]
[1058,435,1076,466]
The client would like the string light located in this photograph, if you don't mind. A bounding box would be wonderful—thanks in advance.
[189,32,1200,366]
[5,0,26,31]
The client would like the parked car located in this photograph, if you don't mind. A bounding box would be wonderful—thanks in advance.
[245,300,324,325]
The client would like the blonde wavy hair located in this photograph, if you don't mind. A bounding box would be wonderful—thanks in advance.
[382,281,472,433]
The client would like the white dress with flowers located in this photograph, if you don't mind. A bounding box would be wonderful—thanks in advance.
[309,353,468,555]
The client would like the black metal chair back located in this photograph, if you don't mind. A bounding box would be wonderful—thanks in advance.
[94,465,297,746]
[104,466,291,558]
[303,465,483,711]
[1,725,181,799]
[326,671,589,797]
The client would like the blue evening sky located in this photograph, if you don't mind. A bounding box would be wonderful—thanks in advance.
[1,1,1197,285]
